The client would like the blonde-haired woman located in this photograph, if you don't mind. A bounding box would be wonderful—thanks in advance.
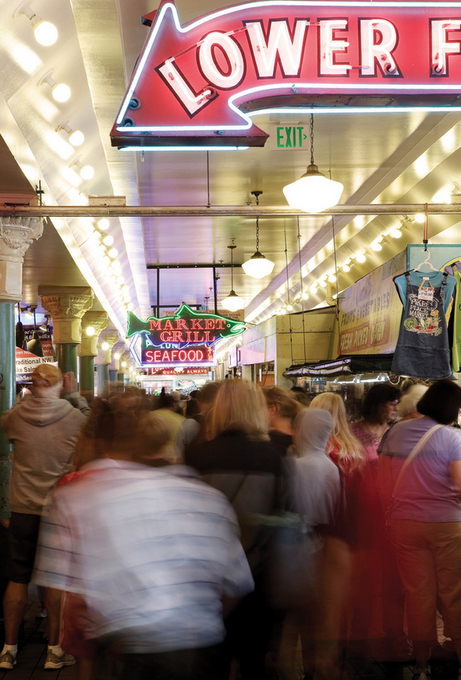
[186,379,283,680]
[310,393,365,474]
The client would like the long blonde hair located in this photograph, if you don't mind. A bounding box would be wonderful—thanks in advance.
[210,379,270,440]
[310,393,365,472]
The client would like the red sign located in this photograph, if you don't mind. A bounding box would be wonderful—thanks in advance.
[112,1,461,148]
[145,367,209,375]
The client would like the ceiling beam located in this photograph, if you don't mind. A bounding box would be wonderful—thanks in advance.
[0,204,460,217]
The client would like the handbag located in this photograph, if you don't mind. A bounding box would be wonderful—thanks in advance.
[385,424,442,533]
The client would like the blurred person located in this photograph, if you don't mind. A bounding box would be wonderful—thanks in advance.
[397,384,428,421]
[151,388,185,461]
[290,386,311,407]
[185,379,283,680]
[58,399,172,680]
[379,380,461,680]
[264,386,302,453]
[176,381,221,456]
[348,384,407,658]
[0,364,85,671]
[309,393,367,677]
[279,408,342,680]
[33,405,254,680]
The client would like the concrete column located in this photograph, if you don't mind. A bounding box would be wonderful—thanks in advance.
[95,333,119,397]
[79,311,108,403]
[39,286,94,377]
[0,216,43,519]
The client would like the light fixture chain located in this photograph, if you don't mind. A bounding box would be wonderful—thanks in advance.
[310,113,315,166]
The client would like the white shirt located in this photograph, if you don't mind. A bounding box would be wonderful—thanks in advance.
[33,459,253,652]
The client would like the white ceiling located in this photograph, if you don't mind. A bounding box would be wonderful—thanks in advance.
[2,0,461,340]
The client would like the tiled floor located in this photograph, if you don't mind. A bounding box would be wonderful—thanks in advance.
[1,599,459,680]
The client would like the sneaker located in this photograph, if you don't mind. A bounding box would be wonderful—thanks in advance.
[44,649,76,670]
[0,650,17,670]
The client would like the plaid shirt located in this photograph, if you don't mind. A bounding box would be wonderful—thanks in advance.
[33,459,253,653]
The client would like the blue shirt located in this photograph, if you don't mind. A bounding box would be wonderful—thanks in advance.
[379,417,461,522]
[394,270,456,314]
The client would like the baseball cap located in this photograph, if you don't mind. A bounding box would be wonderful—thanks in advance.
[31,363,62,387]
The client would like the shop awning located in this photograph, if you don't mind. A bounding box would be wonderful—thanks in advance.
[284,354,394,378]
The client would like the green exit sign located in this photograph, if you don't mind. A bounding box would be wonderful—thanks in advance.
[269,125,309,150]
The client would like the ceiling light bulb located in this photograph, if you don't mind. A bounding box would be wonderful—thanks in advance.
[390,227,402,238]
[328,273,336,283]
[121,361,127,368]
[33,19,58,46]
[15,3,58,45]
[342,264,350,273]
[108,248,118,259]
[98,218,109,230]
[52,83,70,102]
[301,292,309,300]
[356,252,366,263]
[221,290,246,311]
[101,341,110,351]
[102,235,114,246]
[79,164,94,180]
[433,188,451,203]
[319,279,327,288]
[286,303,293,311]
[127,302,134,311]
[242,251,275,278]
[57,122,84,146]
[414,213,425,224]
[310,283,318,294]
[371,240,383,251]
[85,326,95,337]
[68,129,84,146]
[114,352,121,360]
[280,308,287,315]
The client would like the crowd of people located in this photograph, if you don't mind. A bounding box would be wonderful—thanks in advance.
[1,365,461,680]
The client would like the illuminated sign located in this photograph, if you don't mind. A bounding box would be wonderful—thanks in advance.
[144,367,210,375]
[112,1,461,149]
[143,345,214,365]
[127,303,245,367]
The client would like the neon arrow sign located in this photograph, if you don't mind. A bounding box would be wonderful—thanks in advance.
[111,1,461,149]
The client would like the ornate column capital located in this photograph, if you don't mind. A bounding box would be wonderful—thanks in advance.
[79,311,108,357]
[39,286,94,344]
[96,333,120,365]
[0,217,43,302]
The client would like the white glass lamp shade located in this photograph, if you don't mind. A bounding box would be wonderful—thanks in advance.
[283,164,343,213]
[221,290,246,311]
[242,251,275,279]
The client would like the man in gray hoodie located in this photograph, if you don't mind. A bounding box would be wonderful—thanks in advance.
[0,363,85,671]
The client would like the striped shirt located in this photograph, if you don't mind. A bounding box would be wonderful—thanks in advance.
[33,459,253,653]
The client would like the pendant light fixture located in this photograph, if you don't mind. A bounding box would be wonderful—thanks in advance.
[222,240,246,312]
[283,113,343,213]
[242,190,275,279]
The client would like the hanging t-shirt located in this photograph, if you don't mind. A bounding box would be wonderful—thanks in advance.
[391,270,455,380]
[444,264,461,372]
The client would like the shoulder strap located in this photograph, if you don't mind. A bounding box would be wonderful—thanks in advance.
[390,424,442,504]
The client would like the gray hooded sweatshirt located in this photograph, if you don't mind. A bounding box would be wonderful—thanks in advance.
[1,396,86,515]
[293,408,341,530]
